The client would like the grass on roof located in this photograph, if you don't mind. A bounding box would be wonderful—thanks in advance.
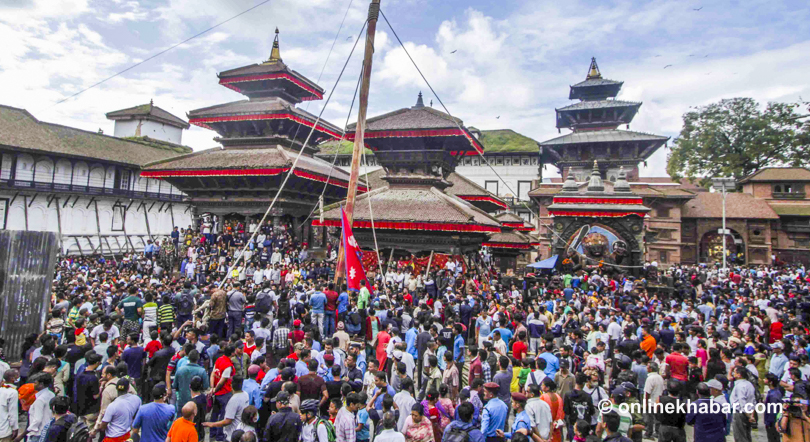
[317,139,373,156]
[478,129,539,153]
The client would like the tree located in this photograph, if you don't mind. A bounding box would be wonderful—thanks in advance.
[667,97,810,184]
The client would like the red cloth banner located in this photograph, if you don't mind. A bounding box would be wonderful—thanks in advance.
[140,167,288,178]
[482,242,533,249]
[552,197,643,205]
[459,195,508,209]
[218,72,323,100]
[341,207,372,292]
[312,219,500,233]
[502,222,533,231]
[548,210,647,218]
[189,113,341,138]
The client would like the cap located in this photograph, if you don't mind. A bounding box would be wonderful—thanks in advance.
[323,354,334,362]
[393,350,403,359]
[294,342,304,351]
[620,382,637,392]
[772,342,784,349]
[337,322,345,330]
[484,382,499,390]
[248,365,261,375]
[293,319,302,327]
[706,379,723,390]
[511,392,528,402]
[275,391,290,403]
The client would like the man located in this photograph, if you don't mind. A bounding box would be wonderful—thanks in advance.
[481,382,508,442]
[173,350,209,417]
[263,391,302,442]
[298,359,329,409]
[75,352,102,429]
[393,378,416,431]
[492,356,512,410]
[18,373,54,442]
[167,402,199,442]
[204,376,250,441]
[665,343,689,383]
[642,361,664,439]
[685,382,727,442]
[728,366,756,442]
[370,371,397,411]
[602,411,632,442]
[210,345,236,442]
[538,343,560,378]
[377,412,406,442]
[96,365,136,433]
[132,383,175,442]
[209,289,228,341]
[524,383,552,442]
[564,373,594,440]
[300,399,331,442]
[92,378,141,442]
[335,393,361,442]
[0,370,19,442]
[43,395,76,442]
[657,380,687,442]
[309,286,328,338]
[226,282,246,339]
[443,402,485,442]
[116,286,143,340]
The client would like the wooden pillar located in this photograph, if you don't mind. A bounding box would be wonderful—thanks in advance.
[23,195,28,231]
[143,203,153,241]
[54,197,64,254]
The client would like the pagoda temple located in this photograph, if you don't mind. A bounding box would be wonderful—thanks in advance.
[313,94,501,259]
[541,58,668,182]
[483,212,539,271]
[142,30,359,244]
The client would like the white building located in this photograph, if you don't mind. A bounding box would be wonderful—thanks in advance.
[106,100,190,145]
[0,104,194,255]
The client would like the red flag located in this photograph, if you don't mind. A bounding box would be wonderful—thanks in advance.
[341,206,371,292]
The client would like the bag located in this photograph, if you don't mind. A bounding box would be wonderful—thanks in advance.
[178,293,194,314]
[67,419,90,442]
[315,418,337,442]
[443,426,470,442]
[255,291,273,314]
[349,312,362,326]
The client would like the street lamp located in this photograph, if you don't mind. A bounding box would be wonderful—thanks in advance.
[712,177,736,273]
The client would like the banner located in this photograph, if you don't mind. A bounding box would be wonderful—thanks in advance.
[341,207,372,292]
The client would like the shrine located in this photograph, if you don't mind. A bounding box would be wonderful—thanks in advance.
[140,30,359,244]
[483,212,539,272]
[313,93,501,266]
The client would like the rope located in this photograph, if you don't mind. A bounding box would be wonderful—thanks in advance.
[217,19,369,288]
[379,9,646,271]
[361,138,385,278]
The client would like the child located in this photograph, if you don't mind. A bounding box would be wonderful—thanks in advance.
[237,406,259,436]
[356,392,371,442]
[73,318,88,346]
[144,330,162,358]
[573,419,600,442]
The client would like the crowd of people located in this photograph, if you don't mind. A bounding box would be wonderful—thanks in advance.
[4,219,810,442]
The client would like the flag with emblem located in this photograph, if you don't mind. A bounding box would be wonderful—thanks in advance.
[340,206,371,292]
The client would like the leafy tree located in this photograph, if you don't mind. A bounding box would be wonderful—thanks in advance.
[667,97,809,184]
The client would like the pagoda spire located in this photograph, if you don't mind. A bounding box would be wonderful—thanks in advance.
[266,27,282,64]
[586,57,602,79]
[587,160,604,191]
[414,91,425,108]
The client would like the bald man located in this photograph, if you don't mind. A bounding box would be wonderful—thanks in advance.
[167,402,198,442]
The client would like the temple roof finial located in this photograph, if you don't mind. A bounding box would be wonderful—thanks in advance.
[587,160,604,191]
[614,166,631,192]
[562,171,578,191]
[414,91,425,109]
[587,57,602,80]
[266,27,282,64]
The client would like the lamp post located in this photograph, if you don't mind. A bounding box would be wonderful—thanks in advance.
[711,177,736,273]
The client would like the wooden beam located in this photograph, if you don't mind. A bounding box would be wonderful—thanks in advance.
[28,193,38,207]
[23,195,28,231]
[169,204,175,227]
[126,199,135,212]
[158,202,167,213]
[74,237,84,256]
[148,201,156,212]
[142,203,153,240]
[71,196,80,208]
[54,197,64,254]
[46,195,56,208]
[85,196,95,210]
[62,196,71,208]
[8,192,18,207]
[93,200,109,259]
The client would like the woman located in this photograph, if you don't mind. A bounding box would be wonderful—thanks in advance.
[403,402,434,442]
[540,378,565,442]
[705,347,727,382]
[436,385,456,431]
[375,325,391,370]
[441,353,460,401]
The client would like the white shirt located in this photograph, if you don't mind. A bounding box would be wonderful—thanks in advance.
[607,321,622,341]
[28,388,55,436]
[644,372,664,404]
[0,385,18,438]
[393,391,416,431]
[525,397,552,440]
[376,429,406,442]
[302,419,331,442]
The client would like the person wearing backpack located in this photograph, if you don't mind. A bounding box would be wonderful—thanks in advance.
[442,402,485,442]
[264,392,302,442]
[254,283,276,318]
[175,283,196,328]
[44,395,79,442]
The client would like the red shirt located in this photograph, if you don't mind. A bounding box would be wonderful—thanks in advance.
[289,329,305,345]
[512,341,528,361]
[145,340,162,358]
[213,355,234,396]
[665,352,689,381]
[244,344,256,357]
[325,290,340,311]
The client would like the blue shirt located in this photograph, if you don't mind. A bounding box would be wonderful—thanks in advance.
[337,292,350,314]
[481,397,508,437]
[243,378,262,409]
[120,346,145,379]
[769,353,788,379]
[310,292,327,314]
[356,408,370,441]
[685,398,726,442]
[132,401,174,442]
[539,352,560,377]
[295,360,309,377]
[489,327,513,344]
[504,410,532,439]
[372,385,396,410]
[453,335,465,363]
[405,328,418,359]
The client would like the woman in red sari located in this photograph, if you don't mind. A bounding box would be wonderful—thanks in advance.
[375,325,391,370]
[541,378,565,442]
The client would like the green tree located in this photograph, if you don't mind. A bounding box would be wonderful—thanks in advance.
[667,97,810,184]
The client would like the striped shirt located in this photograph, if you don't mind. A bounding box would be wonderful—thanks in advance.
[157,304,175,325]
[272,327,290,351]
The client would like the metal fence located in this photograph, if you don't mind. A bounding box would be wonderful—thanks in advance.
[0,231,59,361]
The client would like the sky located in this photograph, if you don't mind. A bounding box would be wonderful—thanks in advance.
[2,0,809,178]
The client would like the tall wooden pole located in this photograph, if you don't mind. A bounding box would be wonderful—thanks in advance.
[335,0,381,283]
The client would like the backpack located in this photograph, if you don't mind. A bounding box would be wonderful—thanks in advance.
[255,291,273,314]
[314,418,337,442]
[349,312,362,326]
[443,425,470,442]
[67,419,90,442]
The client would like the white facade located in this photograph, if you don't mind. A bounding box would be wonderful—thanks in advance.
[0,151,192,255]
[113,119,184,145]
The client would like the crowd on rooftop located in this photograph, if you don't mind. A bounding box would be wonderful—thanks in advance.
[2,219,810,442]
